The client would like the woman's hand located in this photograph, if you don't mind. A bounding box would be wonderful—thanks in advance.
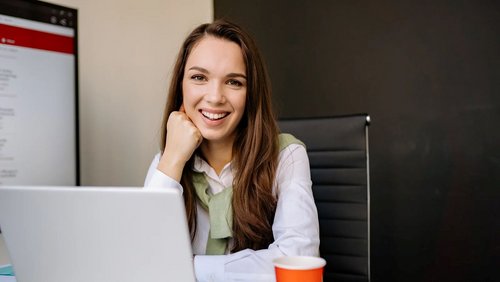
[157,106,202,182]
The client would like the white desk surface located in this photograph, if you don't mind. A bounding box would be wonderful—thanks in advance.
[0,234,10,265]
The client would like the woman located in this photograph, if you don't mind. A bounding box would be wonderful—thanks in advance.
[144,19,319,281]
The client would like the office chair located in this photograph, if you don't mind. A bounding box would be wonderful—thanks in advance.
[279,114,371,282]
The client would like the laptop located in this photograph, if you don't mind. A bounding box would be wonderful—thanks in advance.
[0,186,196,282]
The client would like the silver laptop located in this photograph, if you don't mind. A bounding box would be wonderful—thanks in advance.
[0,186,195,282]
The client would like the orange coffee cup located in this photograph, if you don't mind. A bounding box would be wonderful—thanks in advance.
[273,256,326,282]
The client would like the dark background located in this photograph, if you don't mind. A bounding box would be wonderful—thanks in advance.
[215,1,500,281]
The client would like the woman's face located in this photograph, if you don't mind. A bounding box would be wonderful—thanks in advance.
[182,36,247,145]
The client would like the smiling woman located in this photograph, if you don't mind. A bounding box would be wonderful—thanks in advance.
[143,19,320,282]
[182,36,247,148]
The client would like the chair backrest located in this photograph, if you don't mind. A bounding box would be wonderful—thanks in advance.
[279,114,371,282]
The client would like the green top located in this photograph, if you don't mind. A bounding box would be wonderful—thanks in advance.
[193,133,305,255]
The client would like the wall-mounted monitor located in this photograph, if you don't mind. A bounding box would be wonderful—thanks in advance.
[0,0,78,186]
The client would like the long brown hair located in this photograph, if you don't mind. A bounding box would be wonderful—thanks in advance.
[160,19,279,252]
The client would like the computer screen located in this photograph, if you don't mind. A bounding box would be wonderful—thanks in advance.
[0,0,78,186]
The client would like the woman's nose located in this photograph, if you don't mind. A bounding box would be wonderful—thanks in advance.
[205,82,225,104]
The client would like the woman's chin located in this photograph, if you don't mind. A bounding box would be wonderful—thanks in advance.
[199,130,235,145]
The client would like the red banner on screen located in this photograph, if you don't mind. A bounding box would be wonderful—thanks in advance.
[0,23,73,54]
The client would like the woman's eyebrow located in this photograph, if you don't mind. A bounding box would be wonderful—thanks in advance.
[188,66,246,79]
[227,73,247,79]
[188,66,209,73]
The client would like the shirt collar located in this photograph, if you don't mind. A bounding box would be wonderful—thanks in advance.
[193,155,234,182]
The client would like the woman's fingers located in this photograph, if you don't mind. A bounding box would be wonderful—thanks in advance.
[157,110,202,181]
[165,110,202,163]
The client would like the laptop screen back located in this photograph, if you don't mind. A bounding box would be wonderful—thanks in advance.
[0,186,195,282]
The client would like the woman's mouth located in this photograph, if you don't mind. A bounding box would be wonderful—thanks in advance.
[201,110,229,121]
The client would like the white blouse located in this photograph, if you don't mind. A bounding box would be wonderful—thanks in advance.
[144,144,319,282]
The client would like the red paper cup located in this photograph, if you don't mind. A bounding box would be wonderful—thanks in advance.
[273,256,326,282]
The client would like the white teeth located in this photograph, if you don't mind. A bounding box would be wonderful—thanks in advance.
[202,111,228,120]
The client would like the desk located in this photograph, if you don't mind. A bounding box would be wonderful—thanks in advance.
[0,234,10,265]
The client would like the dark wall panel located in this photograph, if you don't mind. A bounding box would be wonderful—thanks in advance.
[215,1,500,281]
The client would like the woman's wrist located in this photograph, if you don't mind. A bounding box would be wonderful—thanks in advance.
[157,153,186,182]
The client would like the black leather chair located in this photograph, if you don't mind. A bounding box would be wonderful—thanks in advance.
[279,114,371,282]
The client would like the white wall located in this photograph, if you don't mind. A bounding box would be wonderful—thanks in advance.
[44,0,213,186]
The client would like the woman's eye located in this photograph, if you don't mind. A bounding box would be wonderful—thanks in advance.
[227,79,243,87]
[191,75,206,81]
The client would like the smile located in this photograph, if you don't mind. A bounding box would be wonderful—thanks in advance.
[201,110,229,121]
